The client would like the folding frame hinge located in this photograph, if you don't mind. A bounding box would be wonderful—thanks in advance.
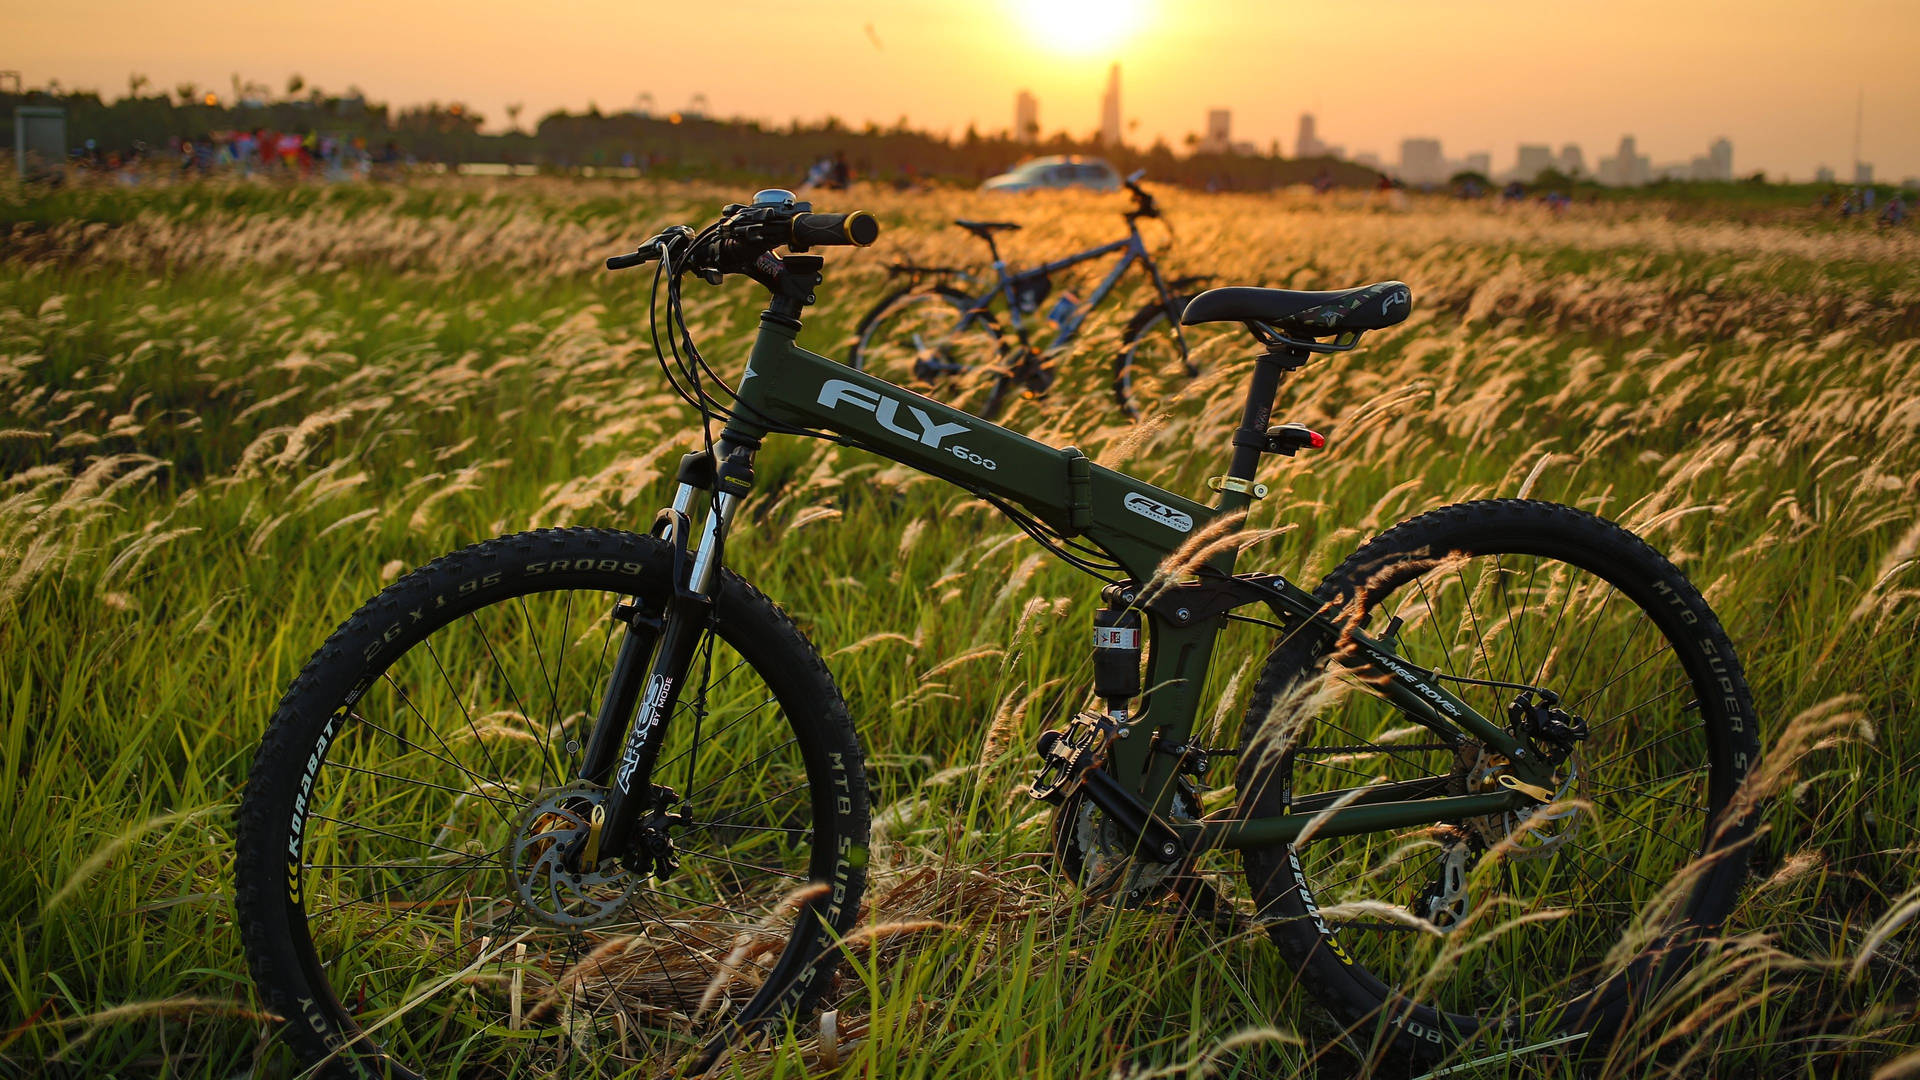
[1063,446,1094,533]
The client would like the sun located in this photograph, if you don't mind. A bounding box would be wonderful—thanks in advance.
[1012,0,1147,56]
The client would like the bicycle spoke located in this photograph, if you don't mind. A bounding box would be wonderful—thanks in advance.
[515,595,567,781]
[676,849,808,882]
[307,852,493,920]
[348,708,527,816]
[419,637,518,804]
[323,758,526,810]
[1581,715,1701,772]
[468,607,557,788]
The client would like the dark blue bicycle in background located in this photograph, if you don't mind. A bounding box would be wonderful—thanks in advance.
[848,171,1214,419]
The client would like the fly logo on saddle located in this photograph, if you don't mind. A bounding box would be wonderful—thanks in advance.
[1381,289,1409,315]
[818,379,970,449]
[1123,492,1193,533]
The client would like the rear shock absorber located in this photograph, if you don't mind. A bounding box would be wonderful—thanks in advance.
[1031,599,1144,803]
[1092,603,1142,720]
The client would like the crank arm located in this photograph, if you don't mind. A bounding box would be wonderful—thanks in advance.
[1078,767,1188,864]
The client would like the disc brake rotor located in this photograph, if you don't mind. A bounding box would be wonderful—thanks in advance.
[505,782,643,928]
[1457,743,1583,858]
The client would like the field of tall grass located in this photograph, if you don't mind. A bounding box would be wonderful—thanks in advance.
[2,175,1917,1078]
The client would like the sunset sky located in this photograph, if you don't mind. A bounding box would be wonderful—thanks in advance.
[9,0,1918,180]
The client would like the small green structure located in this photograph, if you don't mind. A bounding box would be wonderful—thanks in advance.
[14,105,67,180]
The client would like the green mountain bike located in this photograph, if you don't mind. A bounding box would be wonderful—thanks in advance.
[234,190,1759,1078]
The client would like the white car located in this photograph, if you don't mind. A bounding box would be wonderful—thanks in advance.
[982,155,1122,193]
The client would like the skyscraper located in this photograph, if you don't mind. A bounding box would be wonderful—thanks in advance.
[1708,137,1733,181]
[1598,136,1650,186]
[1015,90,1039,142]
[1400,138,1445,185]
[1295,113,1323,158]
[1099,64,1122,148]
[1515,144,1554,181]
[1558,144,1586,177]
[1200,109,1232,154]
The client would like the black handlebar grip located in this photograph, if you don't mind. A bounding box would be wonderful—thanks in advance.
[790,211,880,249]
[606,244,660,269]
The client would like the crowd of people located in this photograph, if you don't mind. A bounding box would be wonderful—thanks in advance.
[67,129,407,181]
[1820,187,1909,228]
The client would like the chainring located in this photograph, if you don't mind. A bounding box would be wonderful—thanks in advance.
[505,782,643,929]
[1052,782,1200,907]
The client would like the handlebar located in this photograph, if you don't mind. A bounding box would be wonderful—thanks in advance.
[605,224,693,271]
[790,211,879,249]
[1124,176,1159,219]
[604,202,879,277]
[605,248,655,271]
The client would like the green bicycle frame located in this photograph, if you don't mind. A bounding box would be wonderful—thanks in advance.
[712,309,1536,851]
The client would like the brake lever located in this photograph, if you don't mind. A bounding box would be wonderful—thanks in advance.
[651,226,725,285]
[656,224,696,258]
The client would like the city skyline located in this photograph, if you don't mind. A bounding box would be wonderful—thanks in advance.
[7,0,1917,181]
[1013,85,1860,187]
[1013,87,1760,186]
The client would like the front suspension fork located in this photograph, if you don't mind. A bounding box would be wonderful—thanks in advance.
[576,444,749,867]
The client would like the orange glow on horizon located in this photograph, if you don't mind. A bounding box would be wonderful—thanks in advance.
[5,0,1917,179]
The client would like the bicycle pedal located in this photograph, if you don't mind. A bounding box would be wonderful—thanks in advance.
[1028,712,1118,801]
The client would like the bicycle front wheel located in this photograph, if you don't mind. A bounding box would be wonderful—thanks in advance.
[1236,499,1757,1067]
[1113,295,1203,419]
[234,528,869,1078]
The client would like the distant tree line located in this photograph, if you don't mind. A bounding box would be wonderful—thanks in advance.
[1,78,1382,190]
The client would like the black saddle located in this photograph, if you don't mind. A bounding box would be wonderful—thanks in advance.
[953,219,1022,239]
[1181,281,1412,336]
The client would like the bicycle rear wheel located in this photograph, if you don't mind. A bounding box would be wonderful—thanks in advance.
[848,284,1010,416]
[234,528,868,1078]
[1236,500,1757,1067]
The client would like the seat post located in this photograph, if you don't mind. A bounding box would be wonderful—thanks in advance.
[1226,345,1308,483]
